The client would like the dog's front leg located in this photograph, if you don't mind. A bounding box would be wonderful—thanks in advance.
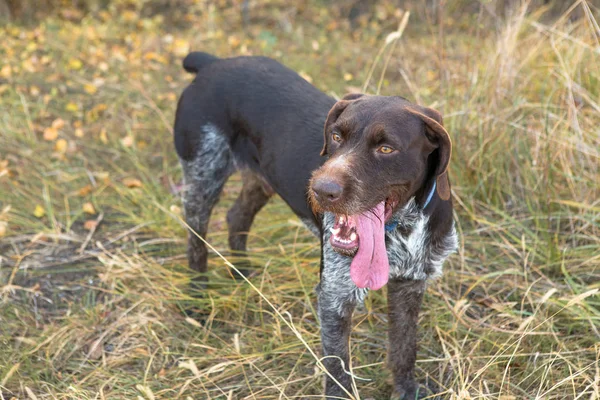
[317,283,356,399]
[317,216,366,399]
[387,278,426,399]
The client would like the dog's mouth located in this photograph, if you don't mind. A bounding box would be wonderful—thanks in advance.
[329,198,397,254]
[328,197,398,291]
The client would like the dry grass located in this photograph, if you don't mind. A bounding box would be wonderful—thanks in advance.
[1,1,599,399]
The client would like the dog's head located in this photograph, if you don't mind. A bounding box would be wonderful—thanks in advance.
[309,94,452,273]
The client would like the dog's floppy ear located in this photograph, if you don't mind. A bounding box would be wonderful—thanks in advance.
[341,92,364,101]
[407,107,452,201]
[320,93,364,156]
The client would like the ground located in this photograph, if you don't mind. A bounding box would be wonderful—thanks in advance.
[0,1,599,399]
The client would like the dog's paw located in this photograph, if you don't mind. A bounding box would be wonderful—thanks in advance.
[391,379,439,400]
[390,382,425,400]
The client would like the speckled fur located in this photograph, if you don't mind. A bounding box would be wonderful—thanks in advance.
[180,124,233,280]
[386,198,459,281]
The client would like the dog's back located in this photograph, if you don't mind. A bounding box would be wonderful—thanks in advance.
[174,52,334,219]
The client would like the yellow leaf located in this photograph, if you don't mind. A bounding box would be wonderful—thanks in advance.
[33,205,46,218]
[0,160,8,179]
[84,84,97,95]
[173,38,190,57]
[68,59,83,70]
[122,10,137,22]
[99,128,108,144]
[43,127,58,141]
[343,73,353,81]
[122,178,143,188]
[96,172,110,184]
[74,128,84,138]
[30,86,40,96]
[65,102,79,112]
[54,139,68,153]
[227,36,241,49]
[82,202,96,215]
[121,135,134,147]
[0,221,7,237]
[0,65,11,79]
[51,118,65,130]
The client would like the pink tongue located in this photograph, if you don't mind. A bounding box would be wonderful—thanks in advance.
[350,201,389,290]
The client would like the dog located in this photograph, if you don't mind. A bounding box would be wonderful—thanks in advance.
[174,51,458,399]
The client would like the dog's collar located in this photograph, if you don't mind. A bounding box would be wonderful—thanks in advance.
[384,181,436,232]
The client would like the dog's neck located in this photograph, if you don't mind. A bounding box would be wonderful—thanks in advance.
[384,182,436,232]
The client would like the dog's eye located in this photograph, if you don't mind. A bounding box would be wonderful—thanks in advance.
[378,145,394,154]
[332,133,342,143]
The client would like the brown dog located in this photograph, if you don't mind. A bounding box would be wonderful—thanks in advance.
[175,52,458,399]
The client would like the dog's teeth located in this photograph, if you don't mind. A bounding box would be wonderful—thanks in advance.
[350,232,357,241]
[339,215,345,224]
[330,227,340,235]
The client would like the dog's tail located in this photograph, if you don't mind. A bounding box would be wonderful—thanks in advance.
[182,52,219,74]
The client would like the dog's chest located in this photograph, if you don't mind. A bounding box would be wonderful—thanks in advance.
[385,200,457,281]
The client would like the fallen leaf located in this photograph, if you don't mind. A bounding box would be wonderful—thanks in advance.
[99,128,108,144]
[55,139,68,153]
[43,127,58,141]
[74,128,84,138]
[84,83,97,94]
[65,102,79,112]
[68,59,83,70]
[82,202,96,215]
[0,160,9,178]
[84,219,98,230]
[0,221,7,237]
[343,73,353,81]
[173,38,190,57]
[77,185,92,196]
[227,35,241,48]
[121,135,134,147]
[51,118,66,130]
[33,205,46,218]
[122,178,143,188]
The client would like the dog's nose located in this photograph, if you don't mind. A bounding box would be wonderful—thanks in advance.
[312,179,343,202]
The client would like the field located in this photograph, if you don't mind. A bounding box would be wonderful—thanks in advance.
[1,1,599,399]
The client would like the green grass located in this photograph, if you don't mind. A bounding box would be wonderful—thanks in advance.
[1,1,599,399]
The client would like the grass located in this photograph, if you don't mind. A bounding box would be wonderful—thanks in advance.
[0,1,599,399]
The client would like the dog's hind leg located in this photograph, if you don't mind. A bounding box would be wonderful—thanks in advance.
[226,169,273,276]
[180,124,233,290]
